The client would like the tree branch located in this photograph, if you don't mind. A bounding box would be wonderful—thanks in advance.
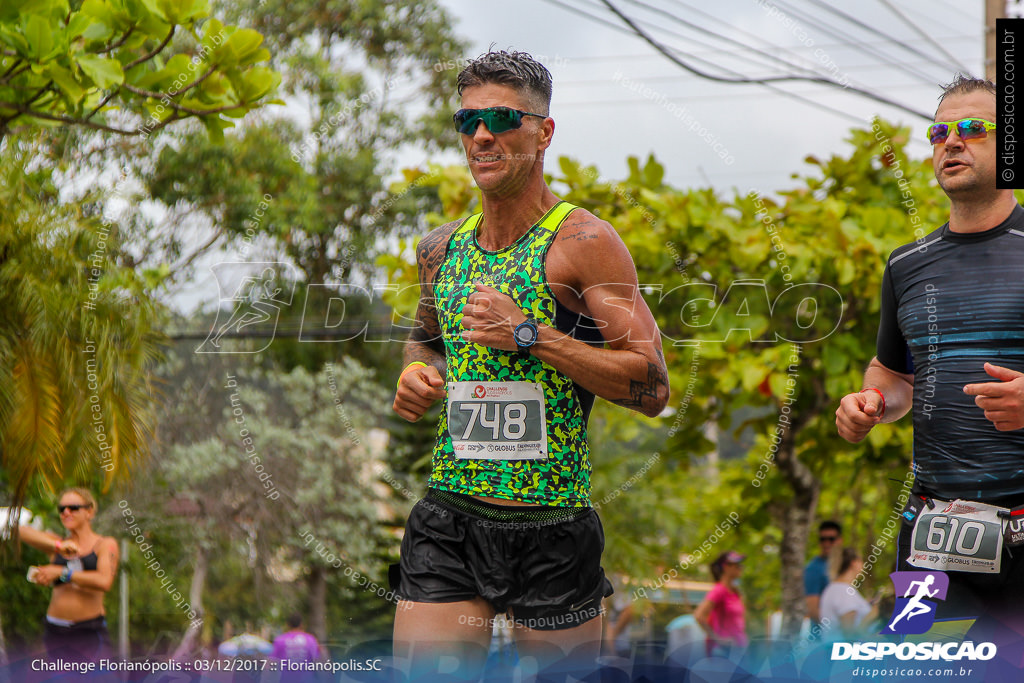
[84,89,120,122]
[120,84,247,116]
[170,230,225,281]
[173,66,216,96]
[125,27,175,70]
[0,63,30,86]
[121,63,215,101]
[0,102,141,135]
[25,85,54,107]
[97,27,136,55]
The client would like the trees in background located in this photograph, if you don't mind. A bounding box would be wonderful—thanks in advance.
[0,0,278,144]
[140,0,467,326]
[0,0,280,511]
[0,139,160,519]
[0,0,279,660]
[127,347,402,650]
[4,0,985,654]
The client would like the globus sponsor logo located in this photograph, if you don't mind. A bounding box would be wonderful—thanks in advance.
[831,641,997,662]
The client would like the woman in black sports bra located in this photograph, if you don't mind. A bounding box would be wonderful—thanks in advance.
[17,487,119,661]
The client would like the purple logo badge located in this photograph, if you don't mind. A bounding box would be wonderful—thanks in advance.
[881,571,949,635]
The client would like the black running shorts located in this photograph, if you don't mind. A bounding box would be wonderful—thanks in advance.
[43,615,111,662]
[389,489,613,631]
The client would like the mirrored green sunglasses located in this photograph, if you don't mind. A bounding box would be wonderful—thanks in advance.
[453,107,546,135]
[927,118,996,144]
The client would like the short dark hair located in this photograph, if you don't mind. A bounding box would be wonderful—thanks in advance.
[819,520,842,535]
[937,73,996,110]
[456,50,553,115]
[287,613,303,629]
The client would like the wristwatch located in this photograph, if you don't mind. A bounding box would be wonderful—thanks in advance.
[513,318,539,357]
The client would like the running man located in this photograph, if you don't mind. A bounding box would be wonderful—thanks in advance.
[836,75,1024,624]
[210,268,284,348]
[391,50,669,677]
[888,575,939,632]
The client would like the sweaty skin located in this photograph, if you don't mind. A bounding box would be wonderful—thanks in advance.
[394,84,668,428]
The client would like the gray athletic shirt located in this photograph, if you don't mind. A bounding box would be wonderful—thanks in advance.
[876,204,1024,503]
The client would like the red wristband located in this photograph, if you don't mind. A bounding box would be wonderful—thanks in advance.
[54,539,62,553]
[864,387,885,417]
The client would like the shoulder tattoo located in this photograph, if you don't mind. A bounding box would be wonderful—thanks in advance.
[417,220,461,280]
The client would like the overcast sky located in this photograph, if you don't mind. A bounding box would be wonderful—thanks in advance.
[171,0,987,314]
[427,0,985,192]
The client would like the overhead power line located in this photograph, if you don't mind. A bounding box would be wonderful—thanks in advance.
[542,0,864,123]
[620,0,826,81]
[570,0,822,81]
[770,0,941,89]
[594,0,931,120]
[789,0,956,83]
[631,0,968,99]
[874,0,972,75]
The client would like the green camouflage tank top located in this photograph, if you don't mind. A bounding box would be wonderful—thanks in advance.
[429,201,592,507]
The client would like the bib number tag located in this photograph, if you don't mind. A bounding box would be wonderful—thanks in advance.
[908,499,1006,574]
[448,382,547,460]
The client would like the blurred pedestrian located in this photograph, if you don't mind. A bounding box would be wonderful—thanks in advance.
[804,520,842,638]
[18,488,118,662]
[820,547,878,639]
[271,614,322,663]
[694,551,748,657]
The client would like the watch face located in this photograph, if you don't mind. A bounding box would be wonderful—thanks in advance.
[515,321,538,346]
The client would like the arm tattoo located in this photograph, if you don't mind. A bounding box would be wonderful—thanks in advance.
[557,217,601,243]
[403,221,459,373]
[611,362,669,412]
[416,221,459,279]
[405,296,446,373]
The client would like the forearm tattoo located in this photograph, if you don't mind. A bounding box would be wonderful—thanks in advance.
[611,362,669,412]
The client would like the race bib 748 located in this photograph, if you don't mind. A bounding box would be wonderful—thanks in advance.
[447,381,547,460]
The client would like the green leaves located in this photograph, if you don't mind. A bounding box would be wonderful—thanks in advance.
[215,27,264,67]
[0,139,160,514]
[159,0,209,25]
[0,0,278,141]
[77,54,124,88]
[21,14,54,60]
[47,63,86,102]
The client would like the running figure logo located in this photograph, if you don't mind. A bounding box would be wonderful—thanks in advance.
[881,571,949,635]
[197,263,297,354]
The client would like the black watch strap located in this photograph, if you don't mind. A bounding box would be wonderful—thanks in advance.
[514,319,539,356]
